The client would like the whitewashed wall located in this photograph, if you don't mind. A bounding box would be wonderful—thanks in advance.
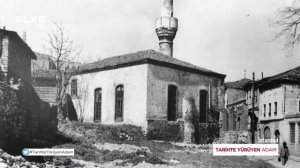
[259,86,284,121]
[70,64,148,128]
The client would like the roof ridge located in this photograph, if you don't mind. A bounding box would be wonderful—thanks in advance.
[77,49,226,78]
[270,65,300,78]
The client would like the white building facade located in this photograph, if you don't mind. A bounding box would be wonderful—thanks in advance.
[257,67,300,156]
[68,50,225,143]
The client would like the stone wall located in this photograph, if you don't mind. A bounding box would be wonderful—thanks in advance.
[219,131,249,144]
[146,64,225,144]
[146,120,220,144]
[7,34,32,84]
[147,64,225,122]
[0,83,26,148]
[0,29,58,152]
[146,120,184,142]
[224,103,248,132]
[0,82,57,150]
[199,123,219,144]
[0,37,9,81]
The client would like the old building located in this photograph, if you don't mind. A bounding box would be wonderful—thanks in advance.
[257,66,300,156]
[0,28,57,149]
[223,78,251,132]
[218,78,251,144]
[31,52,79,105]
[243,77,269,143]
[67,0,226,143]
[31,52,57,105]
[0,28,36,84]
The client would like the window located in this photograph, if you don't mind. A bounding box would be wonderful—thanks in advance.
[232,111,237,131]
[115,85,124,122]
[268,103,271,117]
[199,90,208,123]
[298,123,300,144]
[274,102,277,116]
[299,101,300,112]
[275,130,280,143]
[167,85,177,121]
[226,112,229,131]
[94,88,102,121]
[49,61,56,70]
[71,79,77,96]
[264,126,270,139]
[290,123,295,143]
[263,104,266,117]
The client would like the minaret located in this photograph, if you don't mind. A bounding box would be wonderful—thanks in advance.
[155,0,178,57]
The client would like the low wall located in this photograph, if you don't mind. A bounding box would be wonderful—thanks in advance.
[198,123,220,144]
[146,120,221,144]
[146,120,184,142]
[219,131,249,144]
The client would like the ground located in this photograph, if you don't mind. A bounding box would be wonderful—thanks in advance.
[0,121,276,168]
[50,121,275,168]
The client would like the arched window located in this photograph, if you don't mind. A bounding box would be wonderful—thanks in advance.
[275,129,280,144]
[115,85,124,122]
[168,85,177,121]
[264,126,271,139]
[199,90,208,123]
[94,88,102,122]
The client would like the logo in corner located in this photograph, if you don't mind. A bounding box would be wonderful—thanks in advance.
[22,148,29,156]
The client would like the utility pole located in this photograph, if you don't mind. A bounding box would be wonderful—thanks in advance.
[251,72,255,144]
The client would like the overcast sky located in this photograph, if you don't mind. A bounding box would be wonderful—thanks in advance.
[0,0,299,81]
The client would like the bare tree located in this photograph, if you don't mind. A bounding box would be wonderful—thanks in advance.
[46,22,82,120]
[74,81,90,123]
[274,0,300,54]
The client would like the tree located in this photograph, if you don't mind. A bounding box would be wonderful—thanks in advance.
[46,22,82,120]
[274,0,300,54]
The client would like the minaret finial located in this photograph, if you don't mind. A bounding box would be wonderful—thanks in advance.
[155,0,178,57]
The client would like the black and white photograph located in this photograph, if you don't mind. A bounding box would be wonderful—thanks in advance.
[0,0,300,167]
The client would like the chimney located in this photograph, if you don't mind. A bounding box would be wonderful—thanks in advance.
[3,26,5,30]
[22,31,27,43]
[261,72,264,79]
[155,0,178,57]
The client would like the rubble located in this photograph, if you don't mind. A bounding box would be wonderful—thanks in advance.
[0,149,46,168]
[94,143,150,154]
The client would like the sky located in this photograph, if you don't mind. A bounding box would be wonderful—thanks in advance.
[0,0,299,81]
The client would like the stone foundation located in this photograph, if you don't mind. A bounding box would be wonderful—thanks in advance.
[198,123,220,144]
[146,120,184,142]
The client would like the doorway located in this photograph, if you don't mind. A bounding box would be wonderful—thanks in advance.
[275,129,280,144]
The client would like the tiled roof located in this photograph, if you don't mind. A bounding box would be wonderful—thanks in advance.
[34,87,56,104]
[225,78,251,89]
[32,70,57,78]
[243,77,270,90]
[34,52,55,60]
[0,29,36,59]
[258,66,300,87]
[77,49,226,78]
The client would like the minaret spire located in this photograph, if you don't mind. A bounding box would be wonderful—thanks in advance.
[155,0,178,57]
